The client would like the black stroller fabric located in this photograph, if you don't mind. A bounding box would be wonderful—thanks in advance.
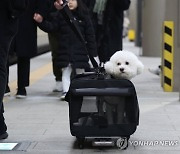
[65,73,139,138]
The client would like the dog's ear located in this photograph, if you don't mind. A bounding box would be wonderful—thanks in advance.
[104,61,114,74]
[137,60,144,74]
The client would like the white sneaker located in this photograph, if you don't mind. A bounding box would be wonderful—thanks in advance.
[4,92,10,97]
[148,66,161,76]
[53,81,63,92]
[60,92,67,101]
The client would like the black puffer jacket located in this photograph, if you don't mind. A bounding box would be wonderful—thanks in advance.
[38,10,97,69]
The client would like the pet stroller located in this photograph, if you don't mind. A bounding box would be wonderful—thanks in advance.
[61,2,139,149]
[65,72,139,149]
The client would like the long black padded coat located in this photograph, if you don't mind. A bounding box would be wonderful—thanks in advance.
[9,0,49,58]
[38,10,97,69]
[98,0,131,62]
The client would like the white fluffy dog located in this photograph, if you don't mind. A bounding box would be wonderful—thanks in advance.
[104,50,144,79]
[99,50,144,125]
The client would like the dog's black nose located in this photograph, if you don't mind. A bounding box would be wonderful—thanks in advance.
[120,68,124,72]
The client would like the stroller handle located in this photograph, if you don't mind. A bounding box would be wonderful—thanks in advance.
[72,88,134,96]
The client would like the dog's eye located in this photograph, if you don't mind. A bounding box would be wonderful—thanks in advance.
[125,61,129,65]
[117,62,121,66]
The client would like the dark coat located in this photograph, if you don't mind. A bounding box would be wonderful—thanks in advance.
[0,0,19,52]
[0,0,27,111]
[38,10,97,69]
[98,0,131,62]
[82,0,95,16]
[10,0,48,58]
[81,0,96,32]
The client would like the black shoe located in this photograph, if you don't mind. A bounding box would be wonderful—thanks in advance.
[16,88,27,99]
[0,132,8,140]
[4,86,10,97]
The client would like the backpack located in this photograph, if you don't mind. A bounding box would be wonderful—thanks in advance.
[8,0,29,19]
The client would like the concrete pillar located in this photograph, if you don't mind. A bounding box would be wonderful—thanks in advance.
[128,0,137,41]
[162,0,180,92]
[135,0,142,47]
[128,0,142,47]
[178,1,180,99]
[141,0,165,57]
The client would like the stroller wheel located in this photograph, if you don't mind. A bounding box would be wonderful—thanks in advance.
[116,137,129,150]
[76,137,85,149]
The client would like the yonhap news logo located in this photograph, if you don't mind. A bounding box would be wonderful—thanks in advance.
[129,140,178,147]
[116,138,179,148]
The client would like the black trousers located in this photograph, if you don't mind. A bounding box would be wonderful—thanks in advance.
[0,104,7,133]
[6,57,30,90]
[52,58,62,81]
[0,44,8,133]
[48,33,62,81]
[0,1,19,134]
[17,57,30,89]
